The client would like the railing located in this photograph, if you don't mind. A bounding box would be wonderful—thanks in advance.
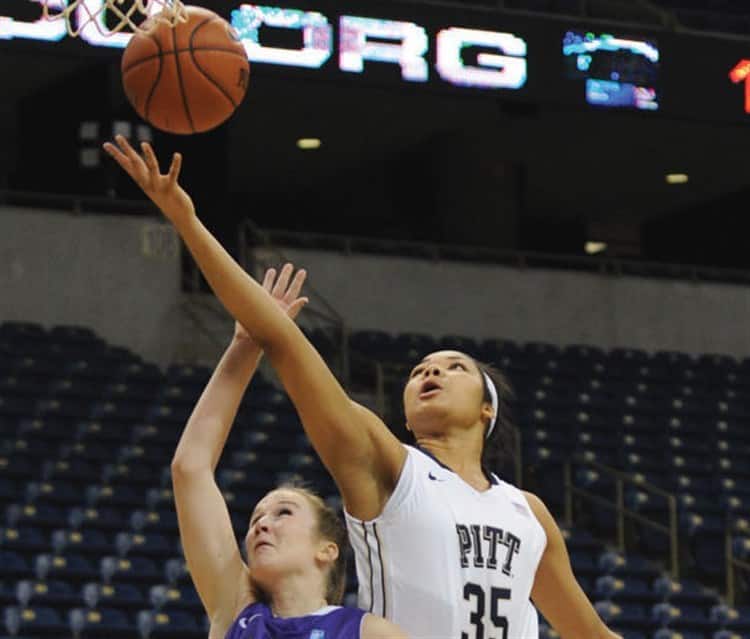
[726,527,750,606]
[238,219,351,383]
[564,456,680,579]
[253,227,750,286]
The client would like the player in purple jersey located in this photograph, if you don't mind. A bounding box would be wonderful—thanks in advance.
[166,265,405,639]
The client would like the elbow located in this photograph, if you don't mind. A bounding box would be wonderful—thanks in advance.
[170,455,212,481]
[171,438,215,479]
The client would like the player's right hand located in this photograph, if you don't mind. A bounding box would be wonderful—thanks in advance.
[103,135,195,226]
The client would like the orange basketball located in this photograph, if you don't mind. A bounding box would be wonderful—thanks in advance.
[122,6,250,135]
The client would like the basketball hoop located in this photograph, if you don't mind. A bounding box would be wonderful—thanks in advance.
[41,0,188,38]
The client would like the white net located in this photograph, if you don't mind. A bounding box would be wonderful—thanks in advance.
[41,0,188,38]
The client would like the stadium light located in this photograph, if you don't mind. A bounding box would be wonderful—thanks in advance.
[585,241,607,255]
[665,173,689,184]
[297,138,322,150]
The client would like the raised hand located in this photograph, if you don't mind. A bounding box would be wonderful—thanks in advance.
[234,263,309,341]
[103,135,194,226]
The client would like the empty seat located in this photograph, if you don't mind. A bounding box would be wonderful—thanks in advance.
[115,532,172,559]
[100,556,161,585]
[81,581,147,611]
[35,553,98,585]
[137,609,204,639]
[15,578,81,610]
[69,606,136,638]
[3,605,68,636]
[149,582,202,613]
[51,528,115,558]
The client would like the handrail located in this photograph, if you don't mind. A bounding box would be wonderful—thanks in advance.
[238,219,350,383]
[725,526,750,606]
[252,227,750,286]
[564,456,680,579]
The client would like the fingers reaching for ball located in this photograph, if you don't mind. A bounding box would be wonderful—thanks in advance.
[103,135,195,226]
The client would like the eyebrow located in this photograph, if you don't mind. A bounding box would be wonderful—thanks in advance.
[250,499,299,521]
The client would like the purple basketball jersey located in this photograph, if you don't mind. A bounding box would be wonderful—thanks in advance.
[225,602,366,639]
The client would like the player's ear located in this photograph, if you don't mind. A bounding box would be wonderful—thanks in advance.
[316,540,339,565]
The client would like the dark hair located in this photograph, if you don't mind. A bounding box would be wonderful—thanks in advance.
[473,360,517,476]
[275,482,349,605]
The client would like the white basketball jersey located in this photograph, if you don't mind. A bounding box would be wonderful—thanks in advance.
[344,446,547,639]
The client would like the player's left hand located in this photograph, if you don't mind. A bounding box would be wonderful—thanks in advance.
[234,263,308,342]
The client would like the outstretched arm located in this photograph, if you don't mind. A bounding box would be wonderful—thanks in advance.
[105,137,406,521]
[170,269,307,637]
[525,492,623,639]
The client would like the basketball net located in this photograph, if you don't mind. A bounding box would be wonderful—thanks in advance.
[41,0,188,38]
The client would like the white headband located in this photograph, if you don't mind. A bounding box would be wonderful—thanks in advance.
[482,371,498,440]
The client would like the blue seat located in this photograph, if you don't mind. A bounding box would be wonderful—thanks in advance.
[18,417,75,443]
[114,362,162,384]
[0,526,47,554]
[594,600,651,631]
[478,338,521,362]
[0,479,20,503]
[91,399,150,422]
[15,578,80,610]
[651,629,705,639]
[595,576,660,605]
[81,581,147,611]
[100,556,161,585]
[130,509,179,536]
[3,605,68,636]
[149,583,203,614]
[87,484,145,509]
[652,577,720,607]
[0,550,30,578]
[653,602,715,632]
[393,332,437,362]
[51,528,115,558]
[44,458,100,483]
[6,503,66,531]
[599,551,661,580]
[68,505,129,532]
[26,480,84,507]
[115,532,172,559]
[0,396,36,419]
[438,335,480,357]
[103,462,160,489]
[137,609,204,639]
[69,606,136,638]
[349,331,395,359]
[719,605,750,632]
[35,553,98,585]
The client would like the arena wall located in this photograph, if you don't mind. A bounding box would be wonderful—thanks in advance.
[0,206,181,366]
[256,247,750,358]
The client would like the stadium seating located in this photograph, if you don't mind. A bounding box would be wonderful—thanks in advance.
[2,319,750,637]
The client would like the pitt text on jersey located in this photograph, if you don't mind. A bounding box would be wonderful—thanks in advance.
[455,524,521,576]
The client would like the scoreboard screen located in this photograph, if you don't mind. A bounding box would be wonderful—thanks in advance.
[1,0,749,124]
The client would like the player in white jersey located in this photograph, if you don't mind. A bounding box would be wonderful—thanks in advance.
[105,137,623,639]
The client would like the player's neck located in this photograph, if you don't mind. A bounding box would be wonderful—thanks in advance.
[268,576,329,618]
[418,434,488,490]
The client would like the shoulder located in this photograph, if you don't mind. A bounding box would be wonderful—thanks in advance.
[360,613,408,639]
[522,490,561,545]
[215,601,268,639]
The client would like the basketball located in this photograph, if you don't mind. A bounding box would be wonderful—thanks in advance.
[121,6,250,135]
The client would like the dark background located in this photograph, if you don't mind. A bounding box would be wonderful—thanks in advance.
[3,0,750,267]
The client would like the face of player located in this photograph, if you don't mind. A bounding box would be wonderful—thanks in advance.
[403,350,490,437]
[245,489,329,588]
